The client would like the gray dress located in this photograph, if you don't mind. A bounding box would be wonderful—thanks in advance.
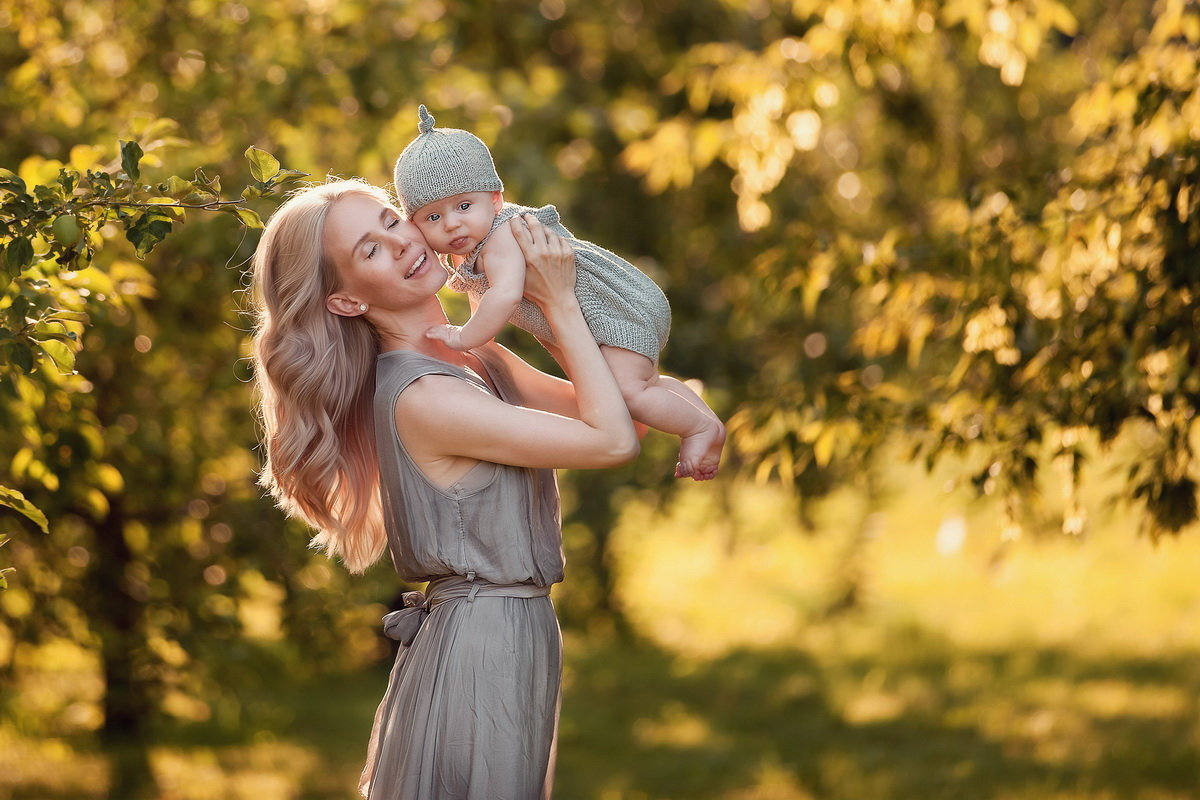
[358,345,565,800]
[446,203,672,362]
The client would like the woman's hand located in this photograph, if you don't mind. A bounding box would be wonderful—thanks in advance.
[512,214,575,311]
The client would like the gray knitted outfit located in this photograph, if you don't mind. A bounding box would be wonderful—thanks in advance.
[447,203,671,361]
[395,106,671,361]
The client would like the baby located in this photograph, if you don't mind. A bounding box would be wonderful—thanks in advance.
[394,106,724,480]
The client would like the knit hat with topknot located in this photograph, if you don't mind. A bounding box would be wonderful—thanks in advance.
[393,105,504,218]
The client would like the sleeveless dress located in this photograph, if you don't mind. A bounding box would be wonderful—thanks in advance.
[446,202,672,362]
[358,345,565,800]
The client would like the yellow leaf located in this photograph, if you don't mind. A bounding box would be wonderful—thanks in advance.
[1048,2,1078,36]
[813,429,836,467]
[94,464,125,494]
[69,144,104,172]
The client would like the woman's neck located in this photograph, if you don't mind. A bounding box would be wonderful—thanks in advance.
[373,297,475,365]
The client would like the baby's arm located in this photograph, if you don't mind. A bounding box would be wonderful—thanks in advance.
[427,223,527,350]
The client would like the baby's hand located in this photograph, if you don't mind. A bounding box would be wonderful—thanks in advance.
[425,324,466,350]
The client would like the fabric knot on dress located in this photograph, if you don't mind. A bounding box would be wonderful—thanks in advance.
[381,590,430,646]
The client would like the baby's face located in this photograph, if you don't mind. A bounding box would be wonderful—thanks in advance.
[411,191,502,257]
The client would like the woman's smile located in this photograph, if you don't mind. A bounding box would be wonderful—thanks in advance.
[404,251,429,279]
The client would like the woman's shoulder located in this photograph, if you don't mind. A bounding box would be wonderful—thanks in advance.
[376,350,477,399]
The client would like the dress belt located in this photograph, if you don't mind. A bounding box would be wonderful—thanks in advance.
[381,573,551,646]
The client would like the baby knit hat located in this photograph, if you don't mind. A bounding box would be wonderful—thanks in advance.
[393,105,504,218]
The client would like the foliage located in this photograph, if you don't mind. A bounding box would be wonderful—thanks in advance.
[0,135,302,547]
[617,0,1200,539]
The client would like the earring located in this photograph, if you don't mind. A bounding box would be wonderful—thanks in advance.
[359,303,368,312]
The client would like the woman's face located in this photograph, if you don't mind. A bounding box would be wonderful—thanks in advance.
[323,193,445,313]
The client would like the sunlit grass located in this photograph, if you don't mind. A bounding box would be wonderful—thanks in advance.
[3,446,1200,798]
[609,443,1200,660]
[557,442,1200,798]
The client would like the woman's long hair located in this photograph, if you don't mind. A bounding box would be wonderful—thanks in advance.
[249,179,391,573]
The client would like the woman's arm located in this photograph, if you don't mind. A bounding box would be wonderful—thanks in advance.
[398,375,632,469]
[479,345,652,439]
[483,342,579,418]
[400,215,637,470]
[426,224,525,351]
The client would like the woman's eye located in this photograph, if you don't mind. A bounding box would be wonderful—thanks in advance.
[366,243,378,259]
[387,218,399,229]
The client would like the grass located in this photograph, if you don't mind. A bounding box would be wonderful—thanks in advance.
[3,445,1200,799]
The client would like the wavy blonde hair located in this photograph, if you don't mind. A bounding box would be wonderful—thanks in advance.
[249,179,392,573]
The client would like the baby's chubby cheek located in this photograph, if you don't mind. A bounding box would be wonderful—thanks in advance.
[415,226,447,253]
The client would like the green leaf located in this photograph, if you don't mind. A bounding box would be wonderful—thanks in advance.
[0,484,49,534]
[34,339,76,374]
[226,205,264,229]
[46,309,90,323]
[8,295,30,326]
[58,167,78,195]
[270,168,309,187]
[33,328,77,344]
[4,237,33,273]
[34,183,65,203]
[5,340,35,373]
[193,168,222,195]
[125,212,175,258]
[163,175,195,199]
[245,146,280,183]
[120,139,144,180]
[0,168,26,195]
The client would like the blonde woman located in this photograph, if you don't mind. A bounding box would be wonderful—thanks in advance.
[250,179,637,800]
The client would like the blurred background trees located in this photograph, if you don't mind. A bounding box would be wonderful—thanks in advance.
[1,0,1197,797]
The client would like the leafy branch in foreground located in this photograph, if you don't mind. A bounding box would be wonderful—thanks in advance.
[0,135,303,569]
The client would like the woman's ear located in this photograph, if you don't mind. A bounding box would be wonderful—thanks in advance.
[326,292,366,318]
[491,191,504,213]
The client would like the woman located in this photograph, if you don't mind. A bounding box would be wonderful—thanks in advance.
[249,179,637,799]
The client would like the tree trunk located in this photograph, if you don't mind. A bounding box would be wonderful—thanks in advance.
[570,471,636,640]
[88,496,154,798]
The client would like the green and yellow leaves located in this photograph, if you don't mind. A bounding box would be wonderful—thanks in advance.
[239,146,307,216]
[3,237,33,274]
[0,485,49,534]
[120,139,144,181]
[245,146,279,183]
[0,138,302,578]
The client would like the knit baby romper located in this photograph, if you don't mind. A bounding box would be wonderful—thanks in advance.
[446,203,672,362]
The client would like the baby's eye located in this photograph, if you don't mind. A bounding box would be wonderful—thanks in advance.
[427,213,440,222]
[458,202,471,211]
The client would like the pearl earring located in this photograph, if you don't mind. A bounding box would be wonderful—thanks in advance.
[359,303,368,312]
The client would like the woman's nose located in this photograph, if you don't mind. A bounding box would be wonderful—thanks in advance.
[385,229,412,253]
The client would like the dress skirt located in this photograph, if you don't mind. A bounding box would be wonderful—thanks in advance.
[358,589,563,800]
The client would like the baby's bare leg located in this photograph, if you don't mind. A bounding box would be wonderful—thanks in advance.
[601,346,725,480]
[657,375,722,424]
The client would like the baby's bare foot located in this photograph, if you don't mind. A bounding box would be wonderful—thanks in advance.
[676,420,725,481]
